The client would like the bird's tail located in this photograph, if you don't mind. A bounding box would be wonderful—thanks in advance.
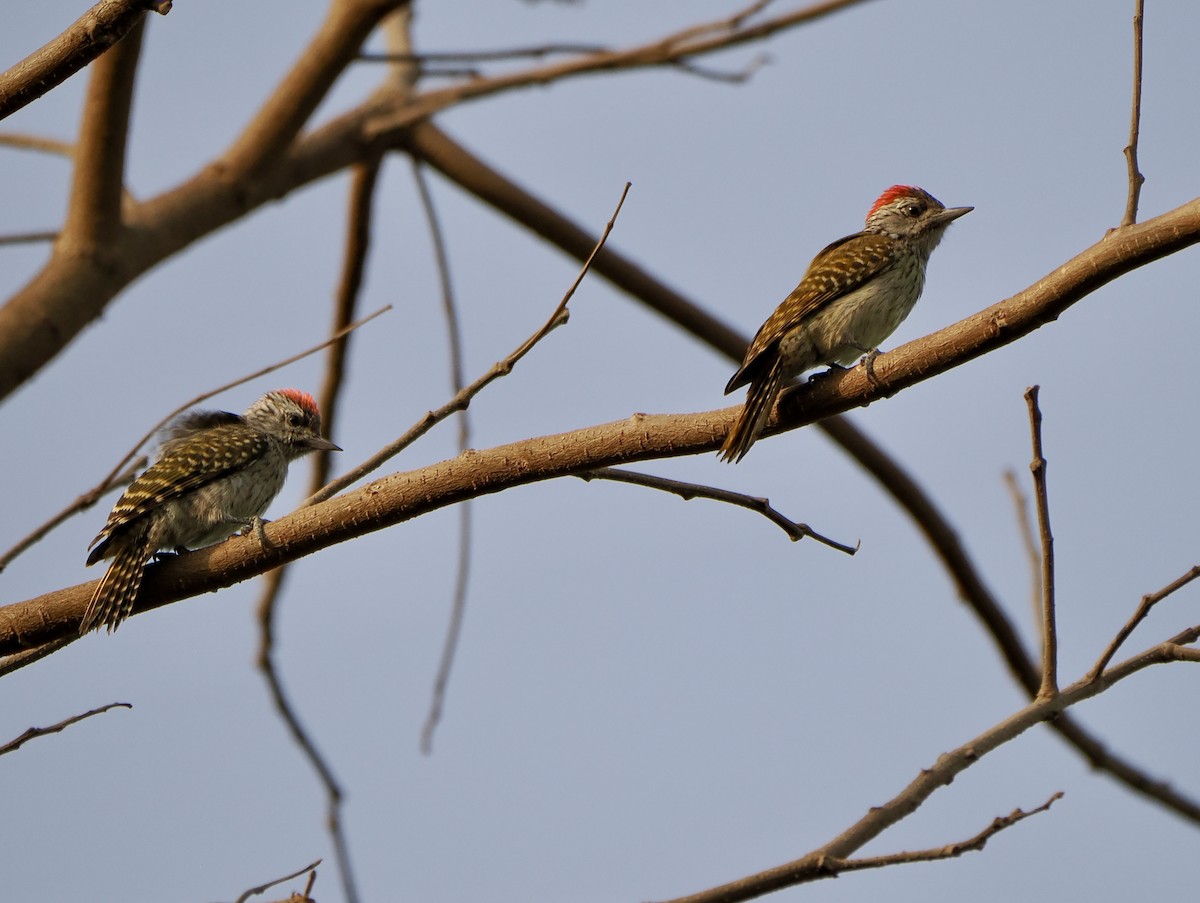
[81,523,152,635]
[719,358,785,463]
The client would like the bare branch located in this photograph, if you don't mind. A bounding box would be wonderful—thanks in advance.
[257,657,358,903]
[655,632,1198,903]
[574,467,857,554]
[0,455,144,575]
[1121,0,1146,227]
[234,859,322,903]
[254,158,385,903]
[60,13,145,248]
[831,792,1063,873]
[1088,565,1200,682]
[0,231,57,246]
[0,0,168,122]
[221,0,404,179]
[308,181,632,505]
[0,635,78,678]
[1003,469,1042,627]
[1024,387,1057,699]
[0,132,74,155]
[0,702,131,756]
[412,159,475,756]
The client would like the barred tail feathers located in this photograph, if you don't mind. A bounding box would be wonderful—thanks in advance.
[719,357,785,463]
[81,524,152,634]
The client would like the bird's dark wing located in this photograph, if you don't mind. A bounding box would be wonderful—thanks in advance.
[725,231,897,393]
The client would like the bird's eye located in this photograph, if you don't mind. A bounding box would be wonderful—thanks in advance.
[904,203,922,217]
[288,413,304,427]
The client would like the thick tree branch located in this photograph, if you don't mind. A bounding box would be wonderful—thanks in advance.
[0,2,858,399]
[4,193,1200,647]
[222,0,405,179]
[0,0,168,122]
[60,14,144,249]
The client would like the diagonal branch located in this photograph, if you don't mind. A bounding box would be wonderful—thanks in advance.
[60,13,146,249]
[0,0,169,122]
[1024,386,1057,699]
[654,624,1200,903]
[221,0,405,179]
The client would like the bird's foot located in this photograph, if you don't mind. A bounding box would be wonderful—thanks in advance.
[241,516,275,549]
[858,348,882,389]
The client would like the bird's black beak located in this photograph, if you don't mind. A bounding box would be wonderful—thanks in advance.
[934,205,973,226]
[306,436,342,452]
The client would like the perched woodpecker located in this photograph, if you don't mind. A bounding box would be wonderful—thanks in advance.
[720,185,972,463]
[81,389,340,634]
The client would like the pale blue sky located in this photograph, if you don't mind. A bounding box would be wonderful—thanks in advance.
[2,2,1199,901]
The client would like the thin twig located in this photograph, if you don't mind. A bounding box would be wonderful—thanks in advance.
[412,159,474,755]
[360,43,607,64]
[234,859,321,903]
[0,230,57,245]
[830,792,1063,873]
[0,132,74,155]
[307,181,632,506]
[1002,469,1042,628]
[1120,0,1146,227]
[0,455,143,575]
[1024,386,1057,699]
[574,468,857,555]
[0,702,130,756]
[1088,565,1200,682]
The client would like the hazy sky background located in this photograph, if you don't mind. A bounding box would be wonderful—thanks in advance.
[2,2,1199,901]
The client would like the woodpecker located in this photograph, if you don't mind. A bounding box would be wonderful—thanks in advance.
[720,185,972,463]
[81,389,341,634]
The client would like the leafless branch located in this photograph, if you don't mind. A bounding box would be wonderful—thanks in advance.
[1121,0,1146,226]
[1003,469,1042,626]
[233,859,321,903]
[412,159,475,756]
[254,158,384,903]
[1024,387,1057,699]
[0,132,74,155]
[0,702,130,756]
[830,792,1063,873]
[1088,564,1200,682]
[655,627,1200,903]
[308,181,632,506]
[0,635,78,678]
[359,43,607,64]
[0,231,57,245]
[60,13,145,249]
[574,467,857,554]
[0,455,143,575]
[0,0,169,122]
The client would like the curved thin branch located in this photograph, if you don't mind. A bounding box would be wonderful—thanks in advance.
[574,467,857,554]
[0,702,131,756]
[0,0,168,122]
